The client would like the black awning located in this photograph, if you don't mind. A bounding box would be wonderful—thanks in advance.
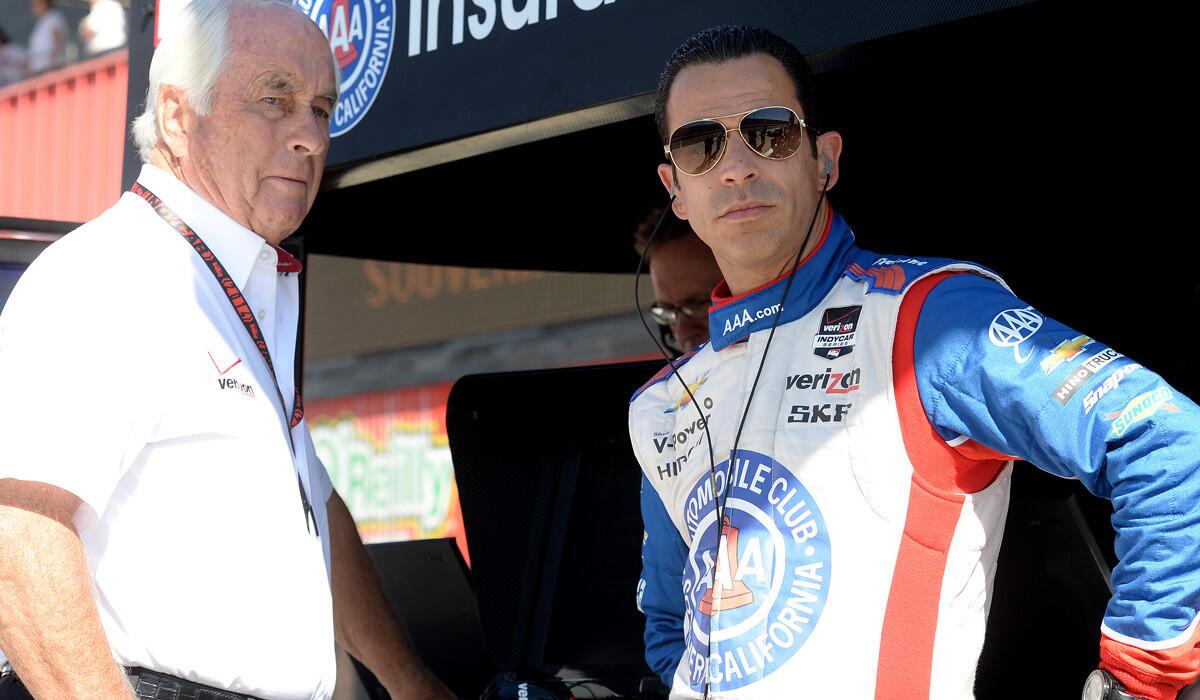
[298,1,1180,274]
[317,0,1029,172]
[122,0,1030,188]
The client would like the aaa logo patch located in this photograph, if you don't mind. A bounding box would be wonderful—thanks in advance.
[678,450,831,691]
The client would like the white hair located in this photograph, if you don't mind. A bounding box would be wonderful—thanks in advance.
[131,0,334,162]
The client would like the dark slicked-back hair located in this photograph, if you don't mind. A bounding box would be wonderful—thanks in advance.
[655,25,820,157]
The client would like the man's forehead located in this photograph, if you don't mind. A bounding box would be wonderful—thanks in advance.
[225,9,337,96]
[666,55,801,128]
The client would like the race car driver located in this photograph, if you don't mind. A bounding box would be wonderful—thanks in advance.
[630,25,1200,700]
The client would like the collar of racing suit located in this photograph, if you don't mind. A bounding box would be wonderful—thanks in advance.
[707,210,858,351]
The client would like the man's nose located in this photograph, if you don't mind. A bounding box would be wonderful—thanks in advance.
[718,131,759,185]
[289,109,329,156]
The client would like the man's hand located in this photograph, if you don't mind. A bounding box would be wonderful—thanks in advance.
[0,479,136,700]
[327,490,455,700]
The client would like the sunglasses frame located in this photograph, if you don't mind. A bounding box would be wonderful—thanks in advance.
[663,105,811,176]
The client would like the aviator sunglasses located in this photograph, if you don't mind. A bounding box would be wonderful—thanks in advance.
[664,105,812,176]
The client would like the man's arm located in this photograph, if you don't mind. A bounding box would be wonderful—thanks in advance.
[0,479,135,700]
[909,272,1200,700]
[638,475,688,687]
[326,490,454,700]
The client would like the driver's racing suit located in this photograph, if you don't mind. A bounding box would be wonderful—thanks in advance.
[630,211,1200,699]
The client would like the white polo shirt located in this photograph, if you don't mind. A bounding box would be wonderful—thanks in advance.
[0,165,336,700]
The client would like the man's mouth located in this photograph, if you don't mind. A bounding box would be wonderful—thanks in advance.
[719,201,772,220]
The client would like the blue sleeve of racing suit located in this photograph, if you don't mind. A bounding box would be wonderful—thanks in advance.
[639,473,688,687]
[913,272,1200,647]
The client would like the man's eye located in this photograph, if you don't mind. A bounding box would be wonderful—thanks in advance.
[313,106,331,119]
[262,96,281,106]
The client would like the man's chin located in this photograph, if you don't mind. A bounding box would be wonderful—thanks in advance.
[253,221,300,245]
[253,207,307,244]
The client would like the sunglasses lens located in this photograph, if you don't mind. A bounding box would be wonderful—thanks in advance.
[741,107,803,160]
[669,120,727,175]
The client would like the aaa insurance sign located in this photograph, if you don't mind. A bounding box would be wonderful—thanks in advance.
[298,0,396,137]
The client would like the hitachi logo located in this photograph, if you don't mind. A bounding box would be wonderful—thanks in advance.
[786,368,861,394]
[656,456,685,480]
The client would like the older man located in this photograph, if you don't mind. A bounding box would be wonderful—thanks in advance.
[0,1,453,699]
[631,25,1200,700]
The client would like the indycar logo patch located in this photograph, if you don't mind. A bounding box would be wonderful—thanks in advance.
[812,306,860,360]
[679,450,831,692]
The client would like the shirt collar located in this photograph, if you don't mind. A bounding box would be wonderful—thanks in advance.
[707,210,859,351]
[134,164,301,288]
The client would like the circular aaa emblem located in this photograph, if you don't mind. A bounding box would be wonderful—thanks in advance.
[298,0,395,137]
[679,450,831,692]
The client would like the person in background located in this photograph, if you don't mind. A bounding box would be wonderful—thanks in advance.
[26,0,68,74]
[634,207,724,355]
[0,27,28,86]
[78,0,126,56]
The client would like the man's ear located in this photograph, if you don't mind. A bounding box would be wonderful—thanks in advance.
[157,85,191,161]
[815,130,844,191]
[657,163,688,219]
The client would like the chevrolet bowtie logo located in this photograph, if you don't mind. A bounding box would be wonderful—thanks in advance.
[666,373,709,414]
[1040,335,1092,374]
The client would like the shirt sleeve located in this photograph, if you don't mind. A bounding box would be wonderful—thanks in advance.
[303,424,335,506]
[911,271,1200,698]
[638,473,688,687]
[0,247,152,530]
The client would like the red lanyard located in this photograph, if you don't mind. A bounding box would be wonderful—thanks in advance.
[131,182,317,535]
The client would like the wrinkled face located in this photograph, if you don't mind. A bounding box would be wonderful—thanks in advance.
[181,5,337,244]
[650,234,725,353]
[657,54,838,289]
